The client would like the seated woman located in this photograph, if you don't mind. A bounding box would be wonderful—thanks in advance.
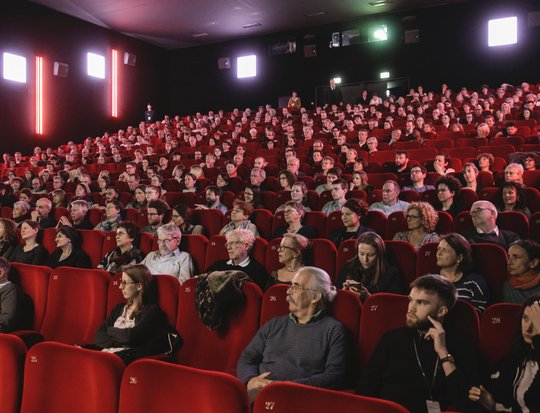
[462,162,479,192]
[18,189,34,207]
[0,218,18,259]
[435,175,464,217]
[97,176,110,196]
[46,226,92,269]
[336,232,405,300]
[504,240,540,304]
[31,177,47,195]
[270,233,311,284]
[349,170,373,193]
[9,220,48,265]
[278,170,297,191]
[0,257,21,333]
[433,153,456,175]
[215,172,231,193]
[171,164,185,183]
[182,172,198,193]
[476,152,494,175]
[94,200,124,232]
[71,183,93,207]
[171,204,205,235]
[469,294,540,413]
[219,200,259,237]
[276,181,311,212]
[93,264,174,365]
[328,199,374,247]
[51,189,67,209]
[126,185,147,211]
[495,181,531,219]
[242,185,263,210]
[98,221,144,274]
[12,200,31,226]
[272,201,316,239]
[393,202,440,250]
[436,233,489,313]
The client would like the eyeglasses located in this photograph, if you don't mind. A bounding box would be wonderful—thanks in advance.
[406,215,421,220]
[471,207,493,215]
[120,280,137,287]
[277,245,296,252]
[157,238,178,244]
[225,241,245,248]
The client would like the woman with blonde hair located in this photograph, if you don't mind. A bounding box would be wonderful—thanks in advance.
[393,202,440,250]
[270,233,311,284]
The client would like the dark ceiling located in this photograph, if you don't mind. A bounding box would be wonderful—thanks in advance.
[29,0,470,49]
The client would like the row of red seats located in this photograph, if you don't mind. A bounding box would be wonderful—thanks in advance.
[1,338,414,413]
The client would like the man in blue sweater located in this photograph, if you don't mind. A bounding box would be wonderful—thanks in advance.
[237,266,349,402]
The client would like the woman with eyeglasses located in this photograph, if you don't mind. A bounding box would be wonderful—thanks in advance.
[469,294,540,413]
[46,226,92,269]
[272,201,316,240]
[171,204,205,235]
[336,232,405,301]
[435,175,464,218]
[393,202,440,250]
[270,233,311,284]
[219,200,259,237]
[98,221,144,274]
[93,263,176,365]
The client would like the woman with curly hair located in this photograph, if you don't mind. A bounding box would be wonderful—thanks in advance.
[435,175,464,217]
[393,202,441,250]
[495,181,531,219]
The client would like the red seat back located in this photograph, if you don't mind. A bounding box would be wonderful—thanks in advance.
[415,242,439,278]
[0,334,26,413]
[385,240,417,285]
[80,229,106,268]
[180,234,208,274]
[470,243,508,304]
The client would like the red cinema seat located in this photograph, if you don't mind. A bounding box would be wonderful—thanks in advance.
[478,187,499,203]
[180,234,208,274]
[191,209,224,237]
[119,360,249,413]
[436,211,454,235]
[175,278,262,374]
[39,267,111,344]
[385,240,417,285]
[304,211,328,237]
[20,342,124,413]
[53,206,68,221]
[311,239,338,282]
[251,208,274,240]
[271,210,286,234]
[10,263,50,332]
[326,210,344,236]
[530,211,540,242]
[265,238,282,275]
[88,208,105,227]
[125,208,141,223]
[496,211,529,240]
[205,235,267,271]
[385,211,407,240]
[0,334,26,413]
[445,299,479,345]
[80,229,106,268]
[138,232,156,256]
[458,188,478,211]
[454,211,473,234]
[336,239,357,276]
[365,210,387,238]
[102,231,117,258]
[358,293,409,369]
[254,382,409,413]
[41,227,57,255]
[480,303,522,368]
[415,242,439,278]
[470,244,508,304]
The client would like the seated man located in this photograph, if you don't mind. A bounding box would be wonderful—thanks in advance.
[58,200,93,230]
[360,274,480,413]
[463,200,520,250]
[141,199,168,236]
[141,223,194,284]
[369,180,409,217]
[0,257,21,333]
[206,229,270,291]
[30,197,57,229]
[386,151,410,175]
[195,186,228,213]
[237,266,348,402]
[321,179,348,215]
[402,165,435,193]
[504,163,524,184]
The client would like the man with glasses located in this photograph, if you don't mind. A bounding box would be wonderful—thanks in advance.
[403,165,435,193]
[141,223,194,283]
[206,229,270,291]
[141,199,168,236]
[463,200,520,250]
[237,266,348,403]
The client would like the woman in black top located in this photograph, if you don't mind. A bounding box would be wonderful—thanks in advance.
[171,204,205,235]
[328,199,374,247]
[10,220,48,265]
[98,221,144,274]
[46,226,92,269]
[336,232,405,300]
[0,218,18,259]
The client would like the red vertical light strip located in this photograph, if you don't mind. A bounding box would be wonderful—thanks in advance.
[111,49,118,118]
[35,56,43,134]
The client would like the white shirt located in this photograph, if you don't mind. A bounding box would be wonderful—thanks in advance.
[142,248,194,284]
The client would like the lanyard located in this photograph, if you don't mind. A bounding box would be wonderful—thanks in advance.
[413,337,439,400]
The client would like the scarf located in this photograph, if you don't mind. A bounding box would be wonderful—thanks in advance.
[509,270,540,290]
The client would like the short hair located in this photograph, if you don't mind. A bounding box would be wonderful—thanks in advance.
[410,274,458,310]
[435,175,462,194]
[206,185,223,198]
[226,228,255,250]
[14,201,30,213]
[384,180,400,192]
[251,167,266,180]
[342,199,368,220]
[462,162,479,174]
[291,181,308,196]
[282,234,312,265]
[407,202,439,232]
[284,201,306,218]
[117,221,140,244]
[476,152,494,166]
[322,156,335,164]
[0,218,18,243]
[299,266,337,312]
[71,200,89,213]
[327,167,342,178]
[509,240,540,271]
[232,199,253,216]
[411,164,427,174]
[505,163,524,174]
[439,233,473,273]
[157,222,182,243]
[396,150,409,157]
[147,199,168,216]
[332,178,348,191]
[107,199,124,213]
[57,226,82,249]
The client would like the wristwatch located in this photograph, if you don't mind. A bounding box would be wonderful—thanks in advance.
[440,354,455,364]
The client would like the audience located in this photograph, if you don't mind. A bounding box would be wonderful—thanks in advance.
[270,233,311,285]
[272,201,316,239]
[435,175,463,217]
[12,201,31,226]
[276,181,311,212]
[321,179,349,215]
[10,220,48,265]
[328,199,374,247]
[504,240,540,304]
[171,204,205,235]
[402,165,435,193]
[0,218,18,259]
[94,200,124,232]
[393,202,440,250]
[369,180,409,216]
[30,197,57,229]
[58,200,93,230]
[46,226,92,269]
[495,181,531,218]
[141,199,169,236]
[219,200,259,237]
[98,221,144,274]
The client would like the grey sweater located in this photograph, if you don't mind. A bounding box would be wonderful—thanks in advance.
[0,282,20,333]
[237,313,348,389]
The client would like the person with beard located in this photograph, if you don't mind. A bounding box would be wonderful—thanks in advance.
[359,274,480,413]
[194,186,228,213]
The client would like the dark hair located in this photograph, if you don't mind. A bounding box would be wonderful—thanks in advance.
[117,221,140,246]
[122,264,157,307]
[206,185,223,198]
[332,178,348,191]
[342,199,368,220]
[0,218,18,244]
[440,233,473,273]
[410,274,458,309]
[327,167,342,178]
[57,225,82,249]
[232,199,253,216]
[507,293,540,364]
[243,185,262,208]
[435,175,462,194]
[510,240,540,271]
[279,170,297,187]
[173,204,193,229]
[107,200,124,214]
[343,233,389,290]
[497,181,528,210]
[147,199,169,216]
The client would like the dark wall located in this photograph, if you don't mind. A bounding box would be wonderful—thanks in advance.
[168,0,540,114]
[0,2,168,154]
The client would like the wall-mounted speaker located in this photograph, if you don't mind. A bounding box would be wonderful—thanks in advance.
[53,62,69,77]
[123,52,137,66]
[218,57,231,70]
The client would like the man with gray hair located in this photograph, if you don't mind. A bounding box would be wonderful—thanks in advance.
[462,200,520,250]
[237,266,348,402]
[206,228,270,291]
[141,223,194,284]
[31,197,56,229]
[0,257,21,332]
[368,180,409,217]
